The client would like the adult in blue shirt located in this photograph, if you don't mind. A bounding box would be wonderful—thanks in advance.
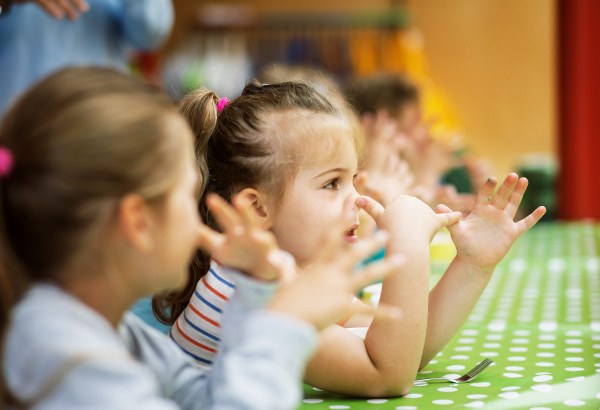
[0,0,174,117]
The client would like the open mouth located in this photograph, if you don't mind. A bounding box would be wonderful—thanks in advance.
[344,224,359,244]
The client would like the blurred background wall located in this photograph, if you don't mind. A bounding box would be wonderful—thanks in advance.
[148,0,597,219]
[408,0,556,178]
[163,0,556,178]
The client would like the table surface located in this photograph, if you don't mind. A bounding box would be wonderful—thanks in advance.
[299,222,600,410]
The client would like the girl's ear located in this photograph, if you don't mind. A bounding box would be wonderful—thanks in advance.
[117,194,155,252]
[237,187,273,229]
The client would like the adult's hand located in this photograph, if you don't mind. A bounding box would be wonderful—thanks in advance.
[15,0,89,20]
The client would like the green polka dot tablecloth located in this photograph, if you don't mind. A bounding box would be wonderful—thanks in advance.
[299,222,600,410]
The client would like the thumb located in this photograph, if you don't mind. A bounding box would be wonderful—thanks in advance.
[435,203,454,213]
[196,223,223,253]
[435,204,462,227]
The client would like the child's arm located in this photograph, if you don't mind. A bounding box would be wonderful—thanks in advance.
[421,173,546,366]
[303,195,461,397]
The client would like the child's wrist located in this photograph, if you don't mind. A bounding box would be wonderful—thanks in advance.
[454,255,495,276]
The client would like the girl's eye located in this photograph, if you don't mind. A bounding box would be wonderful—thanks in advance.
[323,179,339,190]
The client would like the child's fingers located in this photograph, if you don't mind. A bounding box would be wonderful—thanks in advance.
[206,194,243,234]
[232,194,261,230]
[475,177,497,206]
[491,173,519,210]
[435,203,454,213]
[434,205,462,226]
[341,231,390,269]
[196,223,224,252]
[349,254,404,292]
[356,195,385,221]
[504,177,529,217]
[267,250,297,284]
[515,206,546,235]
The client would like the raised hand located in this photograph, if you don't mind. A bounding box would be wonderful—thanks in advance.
[197,194,295,282]
[357,194,462,241]
[437,173,546,272]
[268,228,404,331]
[359,113,414,206]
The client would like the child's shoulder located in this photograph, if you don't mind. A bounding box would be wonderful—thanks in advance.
[7,284,126,355]
[5,284,130,400]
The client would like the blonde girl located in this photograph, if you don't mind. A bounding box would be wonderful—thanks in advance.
[156,81,545,397]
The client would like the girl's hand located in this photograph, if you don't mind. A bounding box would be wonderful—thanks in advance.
[357,195,462,241]
[437,173,546,273]
[268,228,405,331]
[196,194,295,282]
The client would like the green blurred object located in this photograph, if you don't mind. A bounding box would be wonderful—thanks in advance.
[181,62,205,94]
[517,154,557,221]
[441,165,473,193]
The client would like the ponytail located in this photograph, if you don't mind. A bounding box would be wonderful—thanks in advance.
[152,89,219,324]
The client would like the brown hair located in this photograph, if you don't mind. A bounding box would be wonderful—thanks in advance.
[344,72,419,118]
[152,80,354,324]
[259,64,366,160]
[0,67,181,403]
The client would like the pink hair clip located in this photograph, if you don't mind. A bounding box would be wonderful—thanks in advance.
[0,146,14,178]
[216,97,229,113]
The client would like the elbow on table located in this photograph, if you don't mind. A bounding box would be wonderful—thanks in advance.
[359,375,415,398]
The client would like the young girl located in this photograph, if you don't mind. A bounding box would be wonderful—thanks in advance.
[0,67,402,408]
[155,80,545,397]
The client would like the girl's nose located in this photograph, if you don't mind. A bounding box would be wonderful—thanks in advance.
[344,189,361,213]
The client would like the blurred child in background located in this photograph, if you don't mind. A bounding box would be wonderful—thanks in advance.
[345,72,491,215]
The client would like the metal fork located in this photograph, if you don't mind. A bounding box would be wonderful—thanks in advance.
[414,358,494,384]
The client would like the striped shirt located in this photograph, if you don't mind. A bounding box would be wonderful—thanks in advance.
[171,260,359,368]
[170,261,236,368]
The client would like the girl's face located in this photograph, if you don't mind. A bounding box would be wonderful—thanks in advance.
[268,118,360,267]
[143,117,202,294]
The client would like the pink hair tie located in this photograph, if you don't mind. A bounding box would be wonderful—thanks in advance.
[216,97,229,113]
[0,146,14,178]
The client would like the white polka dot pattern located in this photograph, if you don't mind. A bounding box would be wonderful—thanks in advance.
[300,224,600,409]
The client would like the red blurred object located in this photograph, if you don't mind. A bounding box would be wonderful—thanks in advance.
[557,0,600,220]
[131,51,162,87]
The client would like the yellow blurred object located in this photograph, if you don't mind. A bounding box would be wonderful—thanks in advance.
[430,227,456,264]
[361,283,382,307]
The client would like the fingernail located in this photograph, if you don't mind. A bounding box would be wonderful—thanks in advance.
[356,197,366,207]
